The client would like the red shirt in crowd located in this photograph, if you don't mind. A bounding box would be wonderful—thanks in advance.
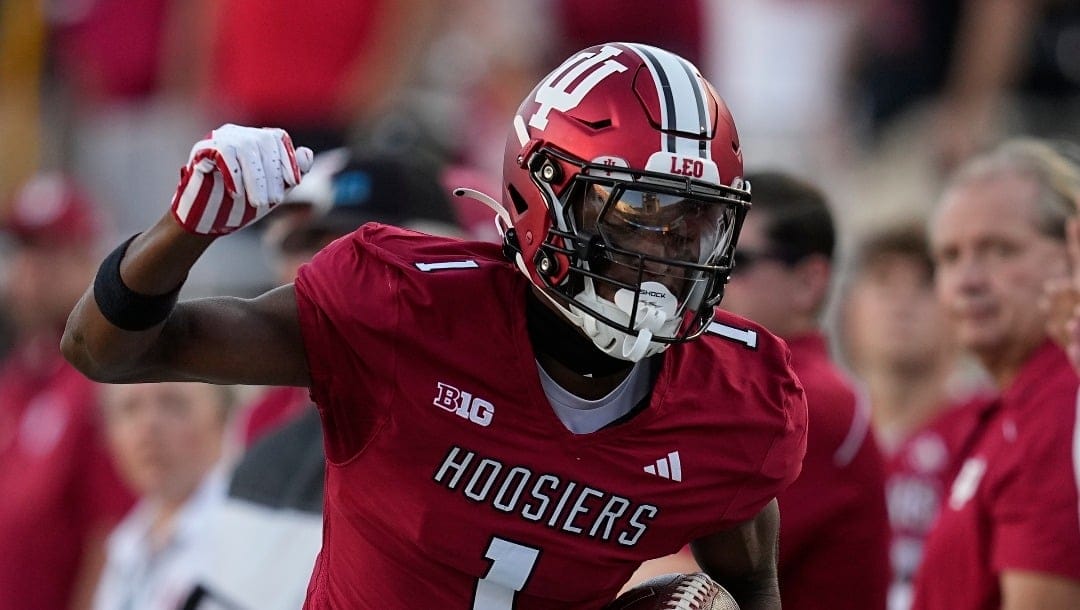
[293,224,808,609]
[913,341,1080,609]
[0,335,133,610]
[884,394,995,610]
[51,0,172,103]
[777,333,890,610]
[239,385,312,447]
[211,0,381,128]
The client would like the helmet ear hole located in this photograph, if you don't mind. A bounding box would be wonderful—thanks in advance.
[506,184,529,215]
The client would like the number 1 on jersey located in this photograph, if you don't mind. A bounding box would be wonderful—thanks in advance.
[473,537,541,609]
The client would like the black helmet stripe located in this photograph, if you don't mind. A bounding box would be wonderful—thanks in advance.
[625,43,712,160]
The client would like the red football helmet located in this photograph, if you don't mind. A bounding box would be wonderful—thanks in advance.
[481,43,749,361]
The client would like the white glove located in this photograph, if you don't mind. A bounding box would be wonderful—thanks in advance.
[170,124,315,235]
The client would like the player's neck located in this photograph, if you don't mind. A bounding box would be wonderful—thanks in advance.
[536,351,633,400]
[526,290,633,399]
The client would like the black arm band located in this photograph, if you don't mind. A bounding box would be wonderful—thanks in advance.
[93,234,184,331]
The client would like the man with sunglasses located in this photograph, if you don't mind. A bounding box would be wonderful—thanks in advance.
[62,43,807,609]
[723,171,889,610]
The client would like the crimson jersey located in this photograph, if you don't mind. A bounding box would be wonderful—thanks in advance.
[776,333,890,610]
[293,224,808,609]
[912,342,1080,609]
[884,395,995,610]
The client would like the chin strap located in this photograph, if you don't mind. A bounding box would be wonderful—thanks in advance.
[525,279,664,362]
[573,279,678,362]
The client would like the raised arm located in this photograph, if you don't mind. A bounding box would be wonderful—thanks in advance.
[691,500,782,610]
[61,125,314,387]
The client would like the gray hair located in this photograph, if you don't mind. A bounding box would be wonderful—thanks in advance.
[948,138,1080,240]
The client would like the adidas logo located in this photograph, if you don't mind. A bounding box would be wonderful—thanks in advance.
[644,451,682,482]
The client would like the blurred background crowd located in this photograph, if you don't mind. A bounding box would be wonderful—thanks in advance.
[2,0,1080,609]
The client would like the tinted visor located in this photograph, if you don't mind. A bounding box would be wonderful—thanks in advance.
[580,182,738,277]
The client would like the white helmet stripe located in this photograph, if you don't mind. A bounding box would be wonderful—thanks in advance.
[625,43,712,160]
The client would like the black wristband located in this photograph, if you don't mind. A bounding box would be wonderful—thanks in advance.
[93,234,184,331]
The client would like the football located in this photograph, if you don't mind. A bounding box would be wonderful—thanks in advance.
[604,573,740,610]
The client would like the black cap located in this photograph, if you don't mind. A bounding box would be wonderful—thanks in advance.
[274,148,459,251]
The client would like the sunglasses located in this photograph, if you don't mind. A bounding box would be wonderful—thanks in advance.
[731,249,791,273]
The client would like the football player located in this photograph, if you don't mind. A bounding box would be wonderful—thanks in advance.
[62,43,807,609]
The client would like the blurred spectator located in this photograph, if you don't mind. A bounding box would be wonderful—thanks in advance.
[44,0,445,299]
[185,149,462,610]
[838,223,994,610]
[0,174,133,610]
[854,0,964,139]
[176,0,445,296]
[196,0,442,153]
[406,0,551,198]
[840,223,977,451]
[47,0,203,237]
[93,382,235,610]
[914,139,1080,608]
[550,0,704,67]
[722,171,890,610]
[44,0,243,298]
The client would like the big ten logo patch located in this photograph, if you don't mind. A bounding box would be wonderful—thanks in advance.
[434,382,495,427]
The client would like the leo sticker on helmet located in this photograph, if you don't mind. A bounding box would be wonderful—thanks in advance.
[646,152,721,186]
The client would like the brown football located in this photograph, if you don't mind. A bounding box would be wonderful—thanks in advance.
[604,573,740,610]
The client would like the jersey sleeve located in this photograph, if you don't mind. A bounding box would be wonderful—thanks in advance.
[720,337,809,526]
[293,227,401,463]
[990,388,1080,580]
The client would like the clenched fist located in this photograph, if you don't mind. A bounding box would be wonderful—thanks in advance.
[170,124,315,235]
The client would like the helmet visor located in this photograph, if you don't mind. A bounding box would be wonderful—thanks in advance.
[580,182,739,277]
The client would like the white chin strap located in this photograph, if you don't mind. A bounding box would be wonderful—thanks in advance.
[550,279,680,362]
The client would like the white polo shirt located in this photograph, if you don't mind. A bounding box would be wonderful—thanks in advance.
[93,467,227,610]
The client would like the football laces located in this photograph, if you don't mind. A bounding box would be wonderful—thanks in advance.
[664,573,719,610]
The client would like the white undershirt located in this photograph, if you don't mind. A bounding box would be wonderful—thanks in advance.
[536,359,652,434]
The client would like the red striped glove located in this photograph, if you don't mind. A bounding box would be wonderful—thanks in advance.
[170,124,315,235]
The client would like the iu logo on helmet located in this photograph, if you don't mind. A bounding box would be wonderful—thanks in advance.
[528,45,629,130]
[433,382,494,427]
